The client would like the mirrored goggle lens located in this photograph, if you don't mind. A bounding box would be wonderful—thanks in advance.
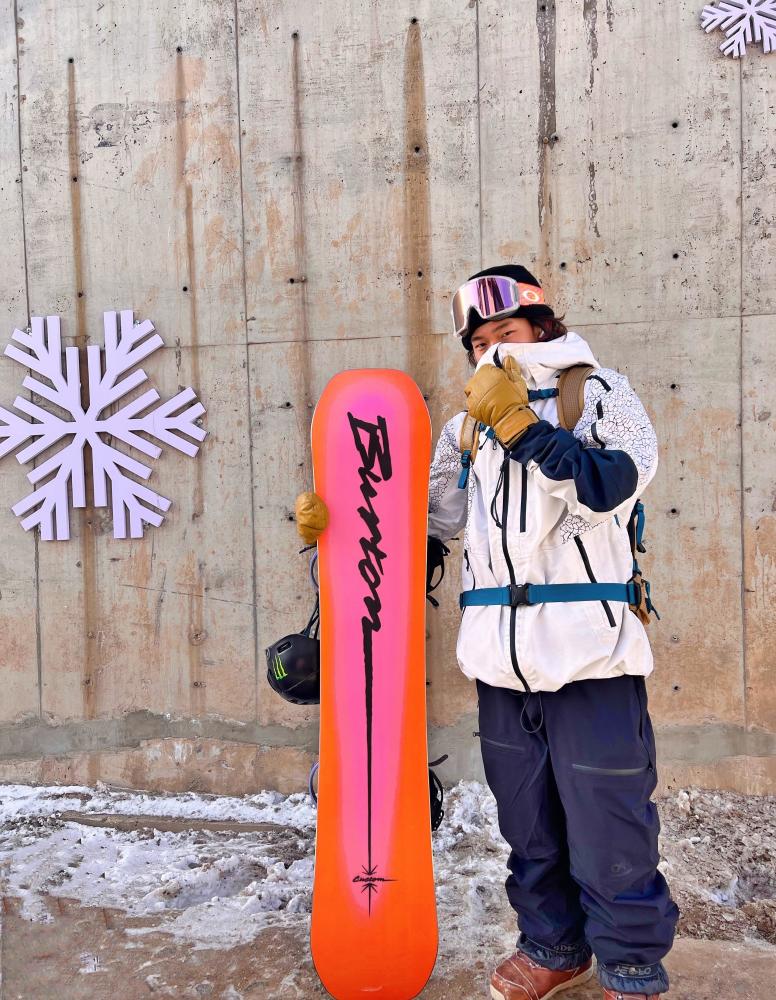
[451,276,545,336]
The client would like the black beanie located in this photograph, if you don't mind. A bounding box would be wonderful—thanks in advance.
[461,263,555,350]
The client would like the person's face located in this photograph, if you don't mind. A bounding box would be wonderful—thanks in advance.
[469,315,539,363]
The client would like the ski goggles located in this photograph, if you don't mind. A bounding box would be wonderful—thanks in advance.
[450,275,546,339]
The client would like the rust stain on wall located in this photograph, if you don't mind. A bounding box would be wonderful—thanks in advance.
[288,31,313,483]
[536,0,557,298]
[401,17,434,398]
[744,512,776,730]
[67,62,99,747]
[175,53,206,719]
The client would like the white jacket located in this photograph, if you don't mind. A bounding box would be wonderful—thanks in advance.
[427,332,658,693]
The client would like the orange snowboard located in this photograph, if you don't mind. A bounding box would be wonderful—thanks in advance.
[309,369,437,998]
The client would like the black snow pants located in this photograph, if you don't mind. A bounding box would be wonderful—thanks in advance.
[475,672,679,996]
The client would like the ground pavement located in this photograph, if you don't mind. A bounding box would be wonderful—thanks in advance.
[1,892,774,999]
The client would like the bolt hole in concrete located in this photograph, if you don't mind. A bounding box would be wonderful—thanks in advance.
[0,782,774,996]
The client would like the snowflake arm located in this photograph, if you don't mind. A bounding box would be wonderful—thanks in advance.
[103,386,207,459]
[4,315,83,416]
[2,398,72,464]
[702,1,776,57]
[94,310,164,410]
[91,440,171,539]
[12,439,86,541]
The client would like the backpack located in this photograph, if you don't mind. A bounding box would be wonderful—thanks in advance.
[457,364,659,626]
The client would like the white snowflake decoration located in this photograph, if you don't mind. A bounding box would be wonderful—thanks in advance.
[701,0,776,57]
[0,311,207,541]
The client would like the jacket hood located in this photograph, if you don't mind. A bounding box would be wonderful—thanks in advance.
[474,331,600,387]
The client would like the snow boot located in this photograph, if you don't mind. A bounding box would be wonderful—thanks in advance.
[602,991,661,999]
[490,950,594,1000]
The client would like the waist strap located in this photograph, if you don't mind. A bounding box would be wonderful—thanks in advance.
[459,581,640,611]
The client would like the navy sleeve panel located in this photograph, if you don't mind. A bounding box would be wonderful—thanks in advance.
[509,419,639,514]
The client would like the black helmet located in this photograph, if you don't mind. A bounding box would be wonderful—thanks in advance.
[265,597,320,705]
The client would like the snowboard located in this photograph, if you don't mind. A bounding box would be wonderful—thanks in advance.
[309,369,437,999]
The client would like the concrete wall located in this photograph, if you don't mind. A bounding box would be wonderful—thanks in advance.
[0,0,774,795]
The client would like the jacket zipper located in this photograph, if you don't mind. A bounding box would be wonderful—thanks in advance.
[462,549,476,617]
[499,451,531,692]
[463,548,476,589]
[520,464,528,532]
[573,535,616,627]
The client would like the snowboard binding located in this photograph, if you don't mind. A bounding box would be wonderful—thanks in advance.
[308,753,448,832]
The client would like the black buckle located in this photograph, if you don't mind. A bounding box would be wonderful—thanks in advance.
[508,584,532,606]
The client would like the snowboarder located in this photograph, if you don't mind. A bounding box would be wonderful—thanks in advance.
[294,263,679,1000]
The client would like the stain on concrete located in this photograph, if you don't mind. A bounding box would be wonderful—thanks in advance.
[605,0,615,32]
[583,0,598,94]
[401,17,435,398]
[588,160,601,238]
[67,61,99,754]
[289,32,313,485]
[174,53,207,720]
[536,0,557,294]
[88,101,169,150]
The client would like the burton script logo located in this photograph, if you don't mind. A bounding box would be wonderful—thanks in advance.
[347,411,396,912]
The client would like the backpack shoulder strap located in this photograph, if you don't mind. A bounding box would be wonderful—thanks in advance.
[457,413,483,489]
[459,413,479,455]
[556,364,596,431]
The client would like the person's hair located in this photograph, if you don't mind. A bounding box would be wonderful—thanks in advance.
[465,312,568,367]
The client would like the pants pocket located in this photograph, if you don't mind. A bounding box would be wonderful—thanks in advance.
[480,736,528,752]
[571,762,649,776]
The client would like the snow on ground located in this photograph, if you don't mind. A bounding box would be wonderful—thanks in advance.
[0,780,774,966]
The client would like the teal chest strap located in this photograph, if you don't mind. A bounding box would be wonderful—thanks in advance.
[459,580,642,611]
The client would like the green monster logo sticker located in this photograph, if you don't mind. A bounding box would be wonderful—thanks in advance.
[272,654,288,680]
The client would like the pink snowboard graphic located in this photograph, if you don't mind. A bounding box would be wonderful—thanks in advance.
[309,369,437,998]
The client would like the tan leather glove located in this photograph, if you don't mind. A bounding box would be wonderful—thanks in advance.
[295,491,329,544]
[464,355,538,449]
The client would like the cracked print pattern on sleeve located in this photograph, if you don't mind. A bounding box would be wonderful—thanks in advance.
[428,418,461,514]
[558,368,657,543]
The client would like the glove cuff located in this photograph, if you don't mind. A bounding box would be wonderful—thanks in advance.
[499,407,540,450]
